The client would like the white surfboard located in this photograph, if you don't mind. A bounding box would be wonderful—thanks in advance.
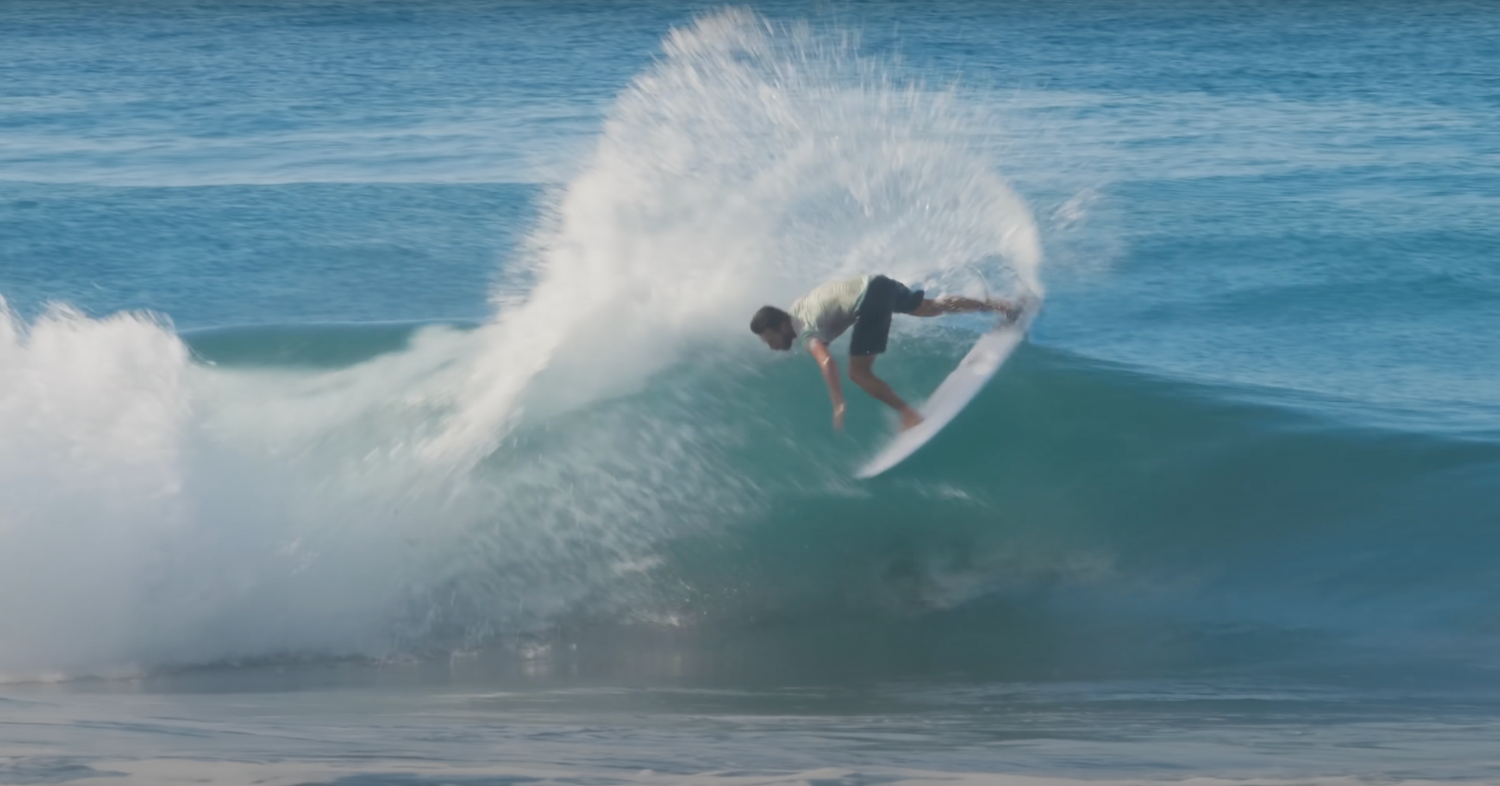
[855,300,1040,479]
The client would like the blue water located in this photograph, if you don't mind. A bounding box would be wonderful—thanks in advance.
[3,2,1499,784]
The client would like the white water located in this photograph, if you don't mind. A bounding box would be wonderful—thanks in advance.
[424,8,1042,467]
[0,9,1041,681]
[0,303,448,679]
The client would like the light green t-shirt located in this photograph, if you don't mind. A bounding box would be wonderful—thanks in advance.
[788,275,871,346]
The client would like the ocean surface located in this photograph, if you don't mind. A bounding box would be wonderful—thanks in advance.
[3,1,1499,783]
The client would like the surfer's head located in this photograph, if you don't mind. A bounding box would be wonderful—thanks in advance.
[751,306,795,351]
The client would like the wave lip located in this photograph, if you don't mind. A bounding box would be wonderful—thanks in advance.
[418,6,1043,470]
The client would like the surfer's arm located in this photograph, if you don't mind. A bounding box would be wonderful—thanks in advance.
[807,338,847,430]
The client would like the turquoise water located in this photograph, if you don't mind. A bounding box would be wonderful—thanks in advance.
[2,1,1499,783]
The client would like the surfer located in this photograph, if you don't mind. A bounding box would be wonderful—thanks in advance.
[751,275,1019,431]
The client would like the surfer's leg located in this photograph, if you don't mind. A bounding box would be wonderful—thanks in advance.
[849,278,921,428]
[848,355,923,430]
[911,296,1010,317]
[912,296,1021,323]
[850,279,921,428]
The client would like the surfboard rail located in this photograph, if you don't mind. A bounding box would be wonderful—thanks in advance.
[855,301,1040,478]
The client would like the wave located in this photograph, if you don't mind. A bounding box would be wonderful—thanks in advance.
[3,8,1496,685]
[6,309,1497,684]
[459,325,1500,685]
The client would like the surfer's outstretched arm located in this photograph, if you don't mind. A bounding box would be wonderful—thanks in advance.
[912,296,1019,320]
[807,339,847,431]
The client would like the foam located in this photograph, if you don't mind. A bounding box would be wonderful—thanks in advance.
[0,8,1042,680]
[422,8,1041,468]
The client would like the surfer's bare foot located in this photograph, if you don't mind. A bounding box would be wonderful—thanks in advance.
[899,408,924,431]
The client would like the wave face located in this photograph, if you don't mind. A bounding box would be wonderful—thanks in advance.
[0,9,1041,682]
[4,312,1497,684]
[1,8,1497,685]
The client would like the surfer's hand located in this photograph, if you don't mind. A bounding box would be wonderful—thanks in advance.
[832,403,846,431]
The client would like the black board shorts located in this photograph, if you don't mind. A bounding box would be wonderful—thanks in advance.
[850,275,925,356]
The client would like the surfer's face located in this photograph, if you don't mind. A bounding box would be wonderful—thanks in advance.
[759,326,793,351]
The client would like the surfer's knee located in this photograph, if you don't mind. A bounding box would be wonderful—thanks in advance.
[910,298,941,317]
[847,360,879,388]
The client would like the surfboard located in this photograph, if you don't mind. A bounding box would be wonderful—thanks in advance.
[855,298,1040,479]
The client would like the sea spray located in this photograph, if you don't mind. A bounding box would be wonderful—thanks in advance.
[0,8,1042,680]
[423,7,1042,468]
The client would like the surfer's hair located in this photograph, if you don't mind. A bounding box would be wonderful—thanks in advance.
[750,306,790,334]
